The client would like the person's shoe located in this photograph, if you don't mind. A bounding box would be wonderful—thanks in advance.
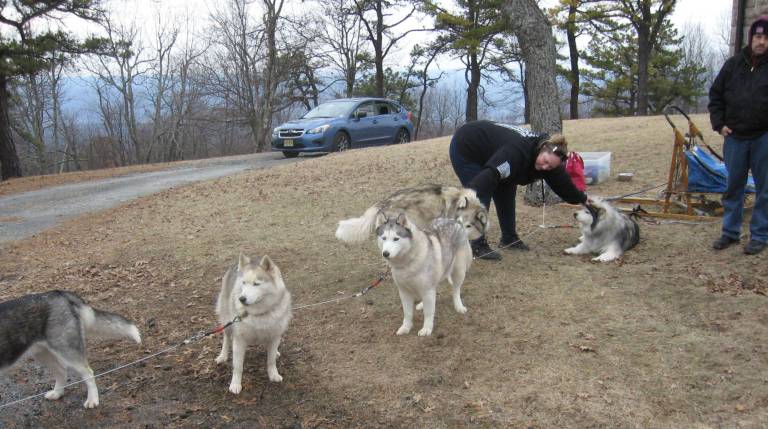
[744,240,766,255]
[499,237,530,251]
[471,237,502,260]
[712,235,739,250]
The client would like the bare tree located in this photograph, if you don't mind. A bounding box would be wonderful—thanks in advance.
[205,0,266,150]
[90,79,129,166]
[410,44,444,140]
[12,74,50,175]
[256,0,287,151]
[146,16,180,162]
[316,0,370,97]
[164,24,208,161]
[83,18,151,163]
[354,0,427,97]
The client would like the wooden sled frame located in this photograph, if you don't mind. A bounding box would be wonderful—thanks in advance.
[613,107,753,222]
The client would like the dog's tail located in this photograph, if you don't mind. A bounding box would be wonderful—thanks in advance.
[335,206,380,243]
[78,303,142,344]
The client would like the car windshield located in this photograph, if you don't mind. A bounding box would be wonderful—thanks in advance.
[302,100,358,119]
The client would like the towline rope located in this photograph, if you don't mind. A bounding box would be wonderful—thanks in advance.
[0,272,388,411]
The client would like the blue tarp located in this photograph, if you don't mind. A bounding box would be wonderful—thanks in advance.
[684,145,756,193]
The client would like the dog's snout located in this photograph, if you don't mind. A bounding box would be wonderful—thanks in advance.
[382,250,390,258]
[238,296,247,304]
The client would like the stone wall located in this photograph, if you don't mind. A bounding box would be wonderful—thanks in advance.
[732,0,768,54]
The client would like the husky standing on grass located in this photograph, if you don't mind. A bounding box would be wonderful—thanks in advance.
[336,184,489,243]
[215,254,292,394]
[565,198,640,262]
[0,290,141,408]
[376,213,472,336]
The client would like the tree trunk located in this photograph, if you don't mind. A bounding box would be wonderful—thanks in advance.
[502,0,562,207]
[501,0,562,135]
[0,75,23,180]
[256,0,284,153]
[346,66,356,97]
[374,1,385,97]
[636,25,650,116]
[566,2,579,120]
[465,52,481,122]
[520,62,530,124]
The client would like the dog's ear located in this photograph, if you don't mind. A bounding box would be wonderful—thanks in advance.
[589,205,607,230]
[458,196,469,209]
[395,212,408,227]
[238,253,251,270]
[477,210,488,227]
[375,212,388,228]
[259,255,281,278]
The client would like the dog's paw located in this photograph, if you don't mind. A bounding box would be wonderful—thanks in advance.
[454,304,468,314]
[564,246,581,255]
[592,253,618,262]
[268,371,283,383]
[415,302,423,311]
[83,397,99,408]
[229,382,243,394]
[396,325,411,335]
[44,390,63,401]
[417,327,433,336]
[215,354,227,365]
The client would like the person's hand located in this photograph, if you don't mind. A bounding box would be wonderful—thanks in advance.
[720,125,733,137]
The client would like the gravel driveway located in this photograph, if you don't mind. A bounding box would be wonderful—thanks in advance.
[0,152,300,245]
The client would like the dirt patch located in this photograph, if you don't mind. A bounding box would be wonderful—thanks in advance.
[1,114,767,428]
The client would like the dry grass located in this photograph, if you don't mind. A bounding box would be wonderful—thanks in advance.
[1,114,767,428]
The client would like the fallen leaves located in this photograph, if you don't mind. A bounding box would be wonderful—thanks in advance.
[707,273,768,296]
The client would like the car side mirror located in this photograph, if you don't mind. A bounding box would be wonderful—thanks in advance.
[355,111,367,120]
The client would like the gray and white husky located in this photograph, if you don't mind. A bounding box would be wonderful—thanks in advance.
[215,254,292,394]
[0,290,141,408]
[565,198,640,262]
[376,213,472,336]
[336,184,488,243]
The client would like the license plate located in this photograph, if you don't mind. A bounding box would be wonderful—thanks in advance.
[283,139,294,147]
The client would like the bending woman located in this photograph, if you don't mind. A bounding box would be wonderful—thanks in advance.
[449,120,587,260]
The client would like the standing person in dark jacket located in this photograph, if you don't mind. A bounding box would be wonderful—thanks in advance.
[449,120,587,260]
[708,15,768,255]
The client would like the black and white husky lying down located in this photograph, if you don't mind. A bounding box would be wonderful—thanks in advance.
[565,198,640,262]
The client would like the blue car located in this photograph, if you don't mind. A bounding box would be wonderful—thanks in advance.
[271,97,414,158]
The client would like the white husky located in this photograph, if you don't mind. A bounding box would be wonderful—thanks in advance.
[376,213,472,336]
[215,254,292,394]
[336,184,488,243]
[565,198,640,262]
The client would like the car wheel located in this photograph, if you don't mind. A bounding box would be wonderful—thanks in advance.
[282,151,299,158]
[394,128,410,144]
[333,131,351,152]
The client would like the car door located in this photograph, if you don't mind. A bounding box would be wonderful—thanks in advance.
[346,101,377,147]
[372,101,399,145]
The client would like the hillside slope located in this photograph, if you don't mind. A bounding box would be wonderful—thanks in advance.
[1,114,766,428]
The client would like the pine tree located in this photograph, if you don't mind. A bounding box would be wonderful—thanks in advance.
[0,1,106,180]
[423,0,515,122]
[582,21,706,116]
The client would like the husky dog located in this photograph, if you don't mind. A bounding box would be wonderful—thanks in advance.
[336,184,488,243]
[215,254,292,394]
[0,290,141,408]
[376,213,472,336]
[565,198,640,262]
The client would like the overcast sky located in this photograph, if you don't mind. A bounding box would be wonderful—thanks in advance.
[103,0,731,64]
